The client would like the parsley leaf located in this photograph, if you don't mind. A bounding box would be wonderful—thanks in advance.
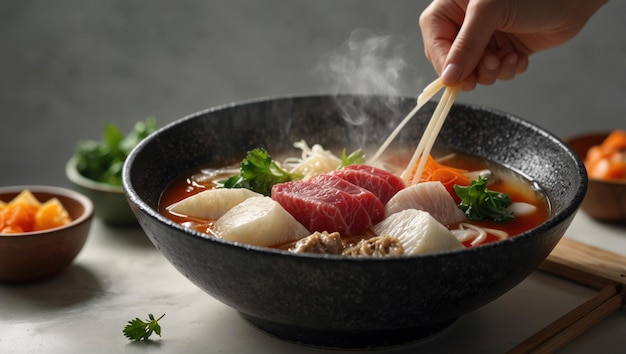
[123,313,165,341]
[220,148,302,196]
[453,177,514,222]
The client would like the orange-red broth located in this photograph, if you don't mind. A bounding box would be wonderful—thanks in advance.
[159,150,550,249]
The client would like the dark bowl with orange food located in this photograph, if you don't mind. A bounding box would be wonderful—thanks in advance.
[123,95,587,348]
[565,131,626,223]
[0,185,93,283]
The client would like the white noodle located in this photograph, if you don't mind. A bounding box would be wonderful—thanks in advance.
[401,83,460,184]
[368,78,446,164]
[418,78,447,107]
[284,139,342,180]
[452,223,509,246]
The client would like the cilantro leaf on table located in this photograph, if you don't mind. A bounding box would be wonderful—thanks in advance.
[123,313,165,341]
[219,148,302,196]
[453,177,514,222]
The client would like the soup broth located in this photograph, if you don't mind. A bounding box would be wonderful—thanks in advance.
[159,147,550,250]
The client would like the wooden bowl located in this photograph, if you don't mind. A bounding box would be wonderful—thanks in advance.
[565,132,626,224]
[0,185,93,283]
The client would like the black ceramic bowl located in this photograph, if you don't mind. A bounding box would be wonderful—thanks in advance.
[123,95,587,349]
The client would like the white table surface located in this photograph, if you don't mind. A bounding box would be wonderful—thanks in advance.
[1,211,624,354]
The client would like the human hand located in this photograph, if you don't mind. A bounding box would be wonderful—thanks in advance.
[419,0,607,91]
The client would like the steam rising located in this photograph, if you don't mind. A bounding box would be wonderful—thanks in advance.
[321,29,409,99]
[316,29,419,145]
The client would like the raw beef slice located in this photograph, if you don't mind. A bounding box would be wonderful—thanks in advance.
[272,174,384,235]
[331,164,405,204]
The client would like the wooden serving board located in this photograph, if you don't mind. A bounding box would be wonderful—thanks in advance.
[540,237,626,290]
[508,237,625,353]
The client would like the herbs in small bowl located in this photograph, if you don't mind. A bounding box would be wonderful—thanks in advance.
[66,118,157,226]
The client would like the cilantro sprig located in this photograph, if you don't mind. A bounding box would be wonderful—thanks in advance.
[220,148,302,196]
[123,313,165,341]
[453,177,514,222]
[75,117,158,186]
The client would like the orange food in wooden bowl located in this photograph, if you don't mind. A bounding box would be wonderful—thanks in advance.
[583,130,626,180]
[0,190,73,234]
[0,186,93,283]
[566,131,626,223]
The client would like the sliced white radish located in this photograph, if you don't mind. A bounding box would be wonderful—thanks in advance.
[372,209,463,255]
[214,196,310,247]
[168,188,261,220]
[506,202,537,217]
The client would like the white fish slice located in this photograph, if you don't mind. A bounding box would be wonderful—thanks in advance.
[384,181,466,226]
[214,196,310,247]
[372,209,463,255]
[168,188,261,220]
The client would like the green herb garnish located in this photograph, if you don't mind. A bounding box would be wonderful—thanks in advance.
[339,148,366,168]
[220,148,302,196]
[453,177,514,222]
[75,117,158,186]
[123,313,165,341]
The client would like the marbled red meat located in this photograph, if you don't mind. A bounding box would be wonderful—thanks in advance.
[272,174,384,235]
[330,164,405,204]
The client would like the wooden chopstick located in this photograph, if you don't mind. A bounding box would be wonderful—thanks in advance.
[508,237,626,353]
[400,84,460,185]
[368,78,445,164]
[508,284,622,353]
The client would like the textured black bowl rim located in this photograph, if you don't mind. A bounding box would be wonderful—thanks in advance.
[123,94,588,263]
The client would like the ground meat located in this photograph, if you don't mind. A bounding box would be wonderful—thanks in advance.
[289,231,344,254]
[342,235,404,257]
[288,232,404,257]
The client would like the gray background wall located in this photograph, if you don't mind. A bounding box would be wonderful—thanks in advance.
[2,0,625,187]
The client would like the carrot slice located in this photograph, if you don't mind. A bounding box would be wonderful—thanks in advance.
[600,130,626,152]
[603,160,626,179]
[1,225,25,234]
[584,145,606,167]
[411,155,469,182]
[584,130,626,180]
[0,203,37,233]
[431,168,471,193]
[0,190,73,234]
[409,155,471,200]
[34,198,72,231]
